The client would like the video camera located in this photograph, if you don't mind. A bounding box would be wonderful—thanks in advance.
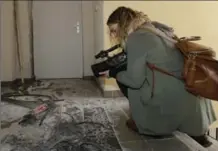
[91,44,127,77]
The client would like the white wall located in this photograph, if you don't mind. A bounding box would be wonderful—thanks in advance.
[93,1,104,55]
[103,1,218,50]
[1,1,17,81]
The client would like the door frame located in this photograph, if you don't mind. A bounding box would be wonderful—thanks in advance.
[80,1,96,77]
[32,1,95,79]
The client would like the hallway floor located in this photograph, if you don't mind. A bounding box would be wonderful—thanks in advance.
[1,79,218,151]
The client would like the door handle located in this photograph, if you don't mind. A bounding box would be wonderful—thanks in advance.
[74,22,80,33]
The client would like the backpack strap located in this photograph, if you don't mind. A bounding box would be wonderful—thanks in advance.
[140,26,184,97]
[146,62,179,98]
[146,62,185,98]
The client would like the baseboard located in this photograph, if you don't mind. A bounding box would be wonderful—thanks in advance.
[102,89,124,98]
[94,77,123,98]
[1,76,94,87]
[83,76,95,80]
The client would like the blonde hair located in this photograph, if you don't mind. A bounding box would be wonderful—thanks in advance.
[107,7,152,47]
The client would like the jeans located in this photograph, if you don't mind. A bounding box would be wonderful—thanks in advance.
[116,80,128,98]
[110,63,128,98]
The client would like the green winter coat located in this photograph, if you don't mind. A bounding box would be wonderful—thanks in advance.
[116,27,217,136]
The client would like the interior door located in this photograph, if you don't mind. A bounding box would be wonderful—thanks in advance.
[33,1,83,79]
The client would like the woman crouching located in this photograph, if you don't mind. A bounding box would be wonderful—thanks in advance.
[106,6,217,148]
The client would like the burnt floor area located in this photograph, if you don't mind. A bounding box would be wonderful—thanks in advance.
[1,79,218,151]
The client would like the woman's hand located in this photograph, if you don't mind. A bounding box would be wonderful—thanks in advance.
[99,70,110,78]
[98,64,127,78]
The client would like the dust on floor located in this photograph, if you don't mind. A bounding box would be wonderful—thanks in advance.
[0,79,217,151]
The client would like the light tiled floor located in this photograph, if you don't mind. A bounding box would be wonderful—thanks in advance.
[1,79,217,151]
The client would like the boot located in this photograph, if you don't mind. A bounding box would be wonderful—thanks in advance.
[190,135,212,148]
[126,118,139,132]
[126,118,173,139]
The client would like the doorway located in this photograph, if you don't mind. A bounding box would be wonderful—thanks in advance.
[33,1,83,79]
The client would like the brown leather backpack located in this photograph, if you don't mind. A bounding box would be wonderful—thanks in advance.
[144,27,218,101]
[175,37,218,100]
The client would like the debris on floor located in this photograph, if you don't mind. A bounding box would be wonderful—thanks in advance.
[1,79,218,151]
[1,79,122,151]
[1,113,120,151]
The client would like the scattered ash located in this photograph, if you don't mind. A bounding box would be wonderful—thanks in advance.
[1,81,122,151]
[1,134,36,151]
[1,113,122,151]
